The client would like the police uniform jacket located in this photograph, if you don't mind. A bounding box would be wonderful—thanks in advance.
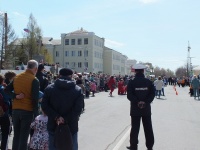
[127,73,155,116]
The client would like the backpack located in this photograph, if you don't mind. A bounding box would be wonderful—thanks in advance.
[0,93,8,117]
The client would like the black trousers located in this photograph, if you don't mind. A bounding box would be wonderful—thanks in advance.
[0,115,10,150]
[130,116,154,149]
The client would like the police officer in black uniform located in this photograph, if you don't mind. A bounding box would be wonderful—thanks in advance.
[127,64,155,150]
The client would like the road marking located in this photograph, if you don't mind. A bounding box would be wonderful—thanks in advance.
[112,127,131,150]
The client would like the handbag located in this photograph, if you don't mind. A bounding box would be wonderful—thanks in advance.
[54,124,73,150]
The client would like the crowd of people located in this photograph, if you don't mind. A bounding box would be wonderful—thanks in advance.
[0,60,199,150]
[0,60,132,150]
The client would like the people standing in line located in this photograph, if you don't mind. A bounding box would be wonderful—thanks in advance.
[191,75,200,99]
[0,74,12,150]
[127,64,155,150]
[108,76,116,97]
[5,60,40,150]
[154,76,164,99]
[41,68,84,150]
[29,108,48,150]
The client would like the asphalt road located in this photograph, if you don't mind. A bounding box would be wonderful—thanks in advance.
[7,85,200,150]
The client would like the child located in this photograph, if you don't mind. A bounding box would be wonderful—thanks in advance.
[29,108,48,150]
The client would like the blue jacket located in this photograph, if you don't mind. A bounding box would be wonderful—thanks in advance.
[191,78,200,88]
[0,85,11,116]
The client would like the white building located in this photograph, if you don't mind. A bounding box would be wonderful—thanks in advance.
[50,28,104,73]
[126,59,137,74]
[44,28,128,75]
[103,47,128,75]
[14,28,129,75]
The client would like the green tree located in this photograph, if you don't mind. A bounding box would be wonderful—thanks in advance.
[24,13,42,59]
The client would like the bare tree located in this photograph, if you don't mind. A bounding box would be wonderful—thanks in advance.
[153,66,175,77]
[175,66,187,78]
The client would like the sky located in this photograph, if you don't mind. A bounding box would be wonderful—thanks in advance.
[0,0,200,71]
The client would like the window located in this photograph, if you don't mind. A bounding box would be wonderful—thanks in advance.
[84,50,88,57]
[84,38,88,45]
[65,39,69,45]
[56,51,59,57]
[65,51,69,57]
[71,39,75,45]
[71,51,76,56]
[65,62,69,68]
[78,39,82,45]
[78,51,82,56]
[71,62,76,68]
[78,62,82,68]
[84,62,88,68]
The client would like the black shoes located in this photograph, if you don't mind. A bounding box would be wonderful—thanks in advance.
[126,146,137,150]
[126,146,153,150]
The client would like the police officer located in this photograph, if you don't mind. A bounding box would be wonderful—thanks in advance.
[126,64,155,150]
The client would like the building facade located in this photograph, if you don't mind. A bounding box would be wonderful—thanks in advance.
[103,47,128,75]
[52,28,104,73]
[13,29,130,75]
[126,59,137,75]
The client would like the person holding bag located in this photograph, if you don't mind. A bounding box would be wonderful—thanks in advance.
[41,68,84,150]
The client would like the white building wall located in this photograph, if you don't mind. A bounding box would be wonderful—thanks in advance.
[103,47,127,75]
[42,29,129,74]
[103,47,113,75]
[126,59,137,75]
[52,30,105,73]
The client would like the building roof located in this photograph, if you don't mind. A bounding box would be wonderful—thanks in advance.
[71,28,89,34]
[42,37,61,45]
[67,27,94,36]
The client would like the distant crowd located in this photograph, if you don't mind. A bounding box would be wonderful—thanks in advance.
[0,60,199,150]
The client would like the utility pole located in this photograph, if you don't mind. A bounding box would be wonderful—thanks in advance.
[0,13,6,71]
[187,41,191,77]
[5,13,7,52]
[187,41,194,77]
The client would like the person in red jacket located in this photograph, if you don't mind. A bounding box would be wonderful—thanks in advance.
[118,79,124,95]
[108,76,116,97]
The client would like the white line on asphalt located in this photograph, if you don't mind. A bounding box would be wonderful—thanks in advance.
[112,127,131,150]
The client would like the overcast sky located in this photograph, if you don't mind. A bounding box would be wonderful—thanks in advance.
[1,0,200,71]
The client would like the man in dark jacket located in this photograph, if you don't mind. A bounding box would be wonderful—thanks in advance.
[127,64,155,150]
[41,68,84,150]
